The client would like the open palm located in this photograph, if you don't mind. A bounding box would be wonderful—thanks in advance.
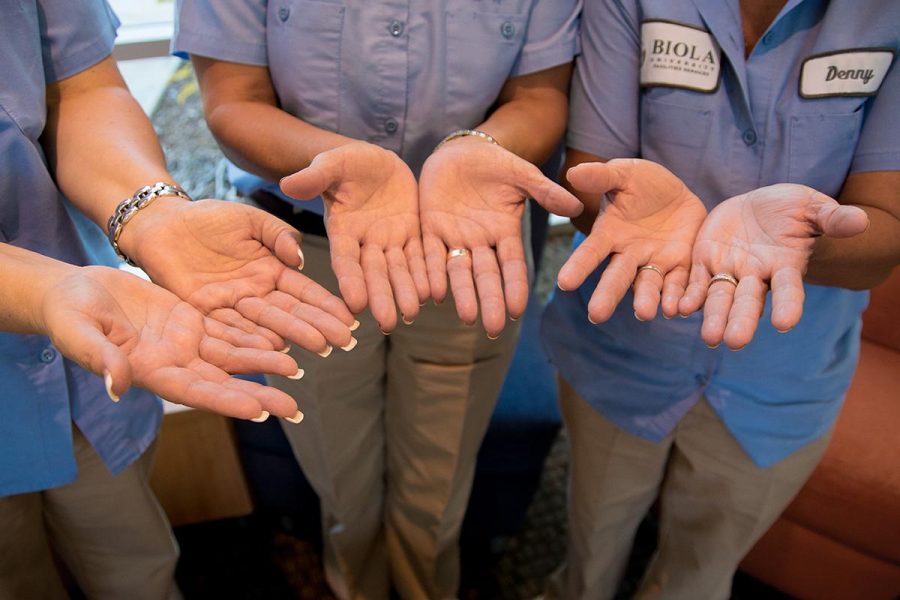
[678,184,870,349]
[557,159,708,322]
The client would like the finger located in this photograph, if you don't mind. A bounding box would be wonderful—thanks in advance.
[248,205,305,269]
[203,317,279,351]
[327,233,368,314]
[700,279,737,348]
[447,248,478,326]
[279,153,340,200]
[722,276,767,350]
[566,161,627,196]
[148,365,265,420]
[516,162,583,217]
[64,317,134,399]
[813,200,869,239]
[424,233,449,304]
[497,236,529,321]
[276,269,356,328]
[233,296,329,352]
[661,266,689,319]
[405,237,431,305]
[632,267,664,322]
[587,253,638,324]
[223,375,299,419]
[472,246,506,337]
[678,265,711,316]
[208,308,283,350]
[199,334,301,378]
[557,231,613,291]
[385,246,421,324]
[770,267,805,333]
[264,290,354,350]
[361,244,398,332]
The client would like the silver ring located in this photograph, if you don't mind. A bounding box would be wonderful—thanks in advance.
[709,272,739,287]
[637,264,664,278]
[447,248,470,260]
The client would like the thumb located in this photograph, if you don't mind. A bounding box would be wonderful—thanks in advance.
[814,199,869,239]
[280,153,340,200]
[63,317,134,401]
[519,162,583,217]
[245,205,305,269]
[565,161,628,197]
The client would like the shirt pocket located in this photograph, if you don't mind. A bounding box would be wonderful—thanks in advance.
[266,0,345,131]
[788,107,864,197]
[639,95,713,192]
[444,10,527,128]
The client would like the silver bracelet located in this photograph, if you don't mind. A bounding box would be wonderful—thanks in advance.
[106,182,192,266]
[435,128,500,151]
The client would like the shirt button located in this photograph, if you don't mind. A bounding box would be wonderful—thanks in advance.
[762,31,773,46]
[388,19,404,37]
[742,129,758,146]
[500,21,516,39]
[278,7,290,22]
[40,348,57,363]
[384,118,399,135]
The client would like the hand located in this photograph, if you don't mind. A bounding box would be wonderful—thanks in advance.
[678,184,870,349]
[557,159,708,322]
[280,142,429,332]
[42,266,304,421]
[119,198,357,354]
[419,138,582,337]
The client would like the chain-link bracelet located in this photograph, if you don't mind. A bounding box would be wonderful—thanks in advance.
[106,182,192,266]
[435,128,500,151]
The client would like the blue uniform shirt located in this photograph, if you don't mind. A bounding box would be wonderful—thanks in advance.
[542,0,900,467]
[0,0,161,496]
[173,0,581,214]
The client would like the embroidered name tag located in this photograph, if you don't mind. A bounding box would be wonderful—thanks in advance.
[800,48,895,98]
[641,21,721,93]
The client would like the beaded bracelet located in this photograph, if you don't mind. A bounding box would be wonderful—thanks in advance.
[106,182,192,265]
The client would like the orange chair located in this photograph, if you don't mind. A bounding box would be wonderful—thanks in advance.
[740,269,900,599]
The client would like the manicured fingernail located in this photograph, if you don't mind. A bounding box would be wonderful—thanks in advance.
[297,248,305,271]
[634,311,646,322]
[104,371,119,403]
[318,345,333,358]
[588,316,599,325]
[341,337,358,351]
[729,346,744,352]
[288,368,305,380]
[402,315,414,325]
[663,313,672,320]
[279,344,292,354]
[487,333,501,340]
[706,343,720,349]
[510,316,519,322]
[350,319,360,332]
[251,411,270,423]
[776,327,791,334]
[679,313,689,319]
[284,410,304,424]
[381,329,390,335]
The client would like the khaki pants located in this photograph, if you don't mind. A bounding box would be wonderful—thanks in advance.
[271,234,520,600]
[0,427,180,600]
[554,378,832,600]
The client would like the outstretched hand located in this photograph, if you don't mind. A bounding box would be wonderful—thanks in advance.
[280,142,429,332]
[43,266,304,422]
[557,159,708,322]
[678,183,869,349]
[419,137,582,337]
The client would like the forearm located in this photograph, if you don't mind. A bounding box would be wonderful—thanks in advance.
[0,244,73,334]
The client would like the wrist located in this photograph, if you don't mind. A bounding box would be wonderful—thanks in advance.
[108,183,192,266]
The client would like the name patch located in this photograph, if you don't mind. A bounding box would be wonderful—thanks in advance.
[800,48,895,98]
[641,21,721,93]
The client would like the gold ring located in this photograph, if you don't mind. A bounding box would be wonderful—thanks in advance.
[709,272,739,287]
[637,264,664,278]
[447,248,470,260]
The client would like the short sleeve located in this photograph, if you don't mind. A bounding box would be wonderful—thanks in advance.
[567,0,641,159]
[172,0,269,66]
[511,0,582,77]
[851,54,900,174]
[39,0,119,83]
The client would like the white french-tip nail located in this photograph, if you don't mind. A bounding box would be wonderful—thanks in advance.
[279,345,292,354]
[487,333,501,341]
[776,328,791,334]
[402,316,415,325]
[104,372,120,403]
[350,319,361,332]
[297,248,305,271]
[706,343,720,350]
[288,368,305,380]
[634,311,646,322]
[317,345,333,358]
[588,316,599,325]
[510,316,520,322]
[341,337,358,352]
[251,411,270,423]
[284,410,305,424]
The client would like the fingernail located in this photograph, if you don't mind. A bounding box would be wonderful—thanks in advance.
[706,343,720,349]
[679,313,689,319]
[510,316,519,322]
[588,316,599,325]
[284,410,305,424]
[402,315,415,325]
[776,327,791,334]
[729,346,744,352]
[279,344,292,354]
[341,337,358,351]
[663,313,672,320]
[380,329,390,336]
[633,311,646,322]
[487,333,501,340]
[251,411,270,423]
[104,371,119,403]
[317,345,333,358]
[288,368,305,380]
[297,248,305,270]
[350,319,361,332]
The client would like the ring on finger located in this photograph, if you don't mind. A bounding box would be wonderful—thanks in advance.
[637,264,665,279]
[709,272,739,287]
[446,248,470,261]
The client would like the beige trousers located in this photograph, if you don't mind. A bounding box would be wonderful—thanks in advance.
[0,427,180,600]
[554,378,832,600]
[271,234,521,600]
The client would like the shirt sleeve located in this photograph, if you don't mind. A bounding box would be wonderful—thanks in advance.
[39,0,119,84]
[851,53,900,174]
[511,0,582,77]
[566,0,641,159]
[172,0,269,66]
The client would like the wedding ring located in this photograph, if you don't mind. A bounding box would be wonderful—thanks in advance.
[709,272,739,287]
[447,248,471,260]
[637,264,664,278]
